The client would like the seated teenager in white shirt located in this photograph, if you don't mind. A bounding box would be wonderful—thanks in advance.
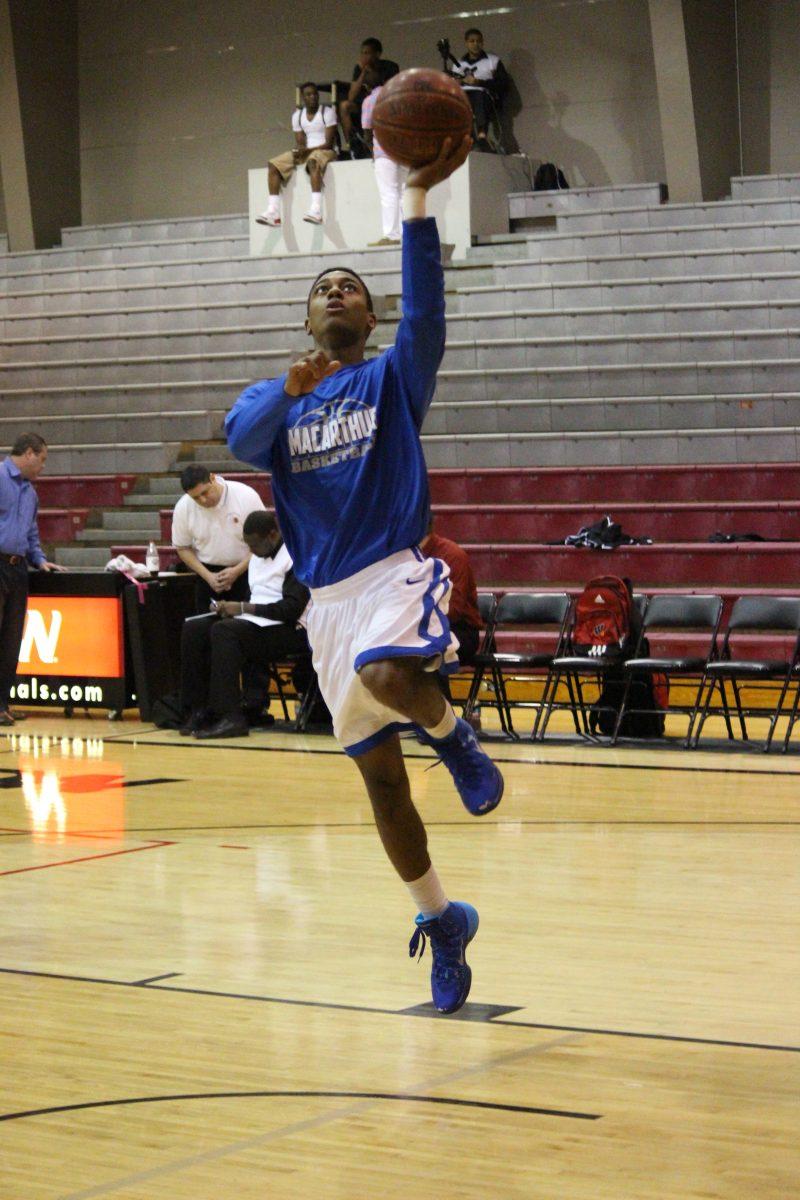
[171,465,265,613]
[180,511,310,738]
[257,82,338,228]
[451,27,509,152]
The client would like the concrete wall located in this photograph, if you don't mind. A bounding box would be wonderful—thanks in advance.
[683,0,740,200]
[9,0,81,246]
[76,0,665,223]
[0,0,794,234]
[738,0,800,176]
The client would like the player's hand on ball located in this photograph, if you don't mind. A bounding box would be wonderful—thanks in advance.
[406,133,472,191]
[285,350,342,397]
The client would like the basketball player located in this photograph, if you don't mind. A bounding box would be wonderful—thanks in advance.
[226,133,503,1015]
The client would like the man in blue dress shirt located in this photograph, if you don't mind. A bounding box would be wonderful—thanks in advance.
[0,433,64,725]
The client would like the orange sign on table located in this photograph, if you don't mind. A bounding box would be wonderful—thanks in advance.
[17,597,124,678]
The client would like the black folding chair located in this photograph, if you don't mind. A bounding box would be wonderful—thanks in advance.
[467,592,572,740]
[539,594,648,741]
[690,595,800,752]
[462,592,498,721]
[779,661,800,753]
[611,594,725,747]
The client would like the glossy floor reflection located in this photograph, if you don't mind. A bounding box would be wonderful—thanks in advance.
[1,715,798,1199]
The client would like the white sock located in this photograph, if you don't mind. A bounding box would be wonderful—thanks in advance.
[406,864,448,918]
[267,196,279,215]
[309,191,322,214]
[424,703,457,742]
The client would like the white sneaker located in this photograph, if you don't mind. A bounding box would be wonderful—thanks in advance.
[303,211,323,225]
[256,211,281,227]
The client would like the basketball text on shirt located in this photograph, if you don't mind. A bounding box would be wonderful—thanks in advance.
[287,397,378,473]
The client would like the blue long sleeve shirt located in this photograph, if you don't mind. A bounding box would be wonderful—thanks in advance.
[0,459,46,567]
[225,218,445,588]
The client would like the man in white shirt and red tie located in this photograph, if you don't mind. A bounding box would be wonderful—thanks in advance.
[257,82,338,228]
[171,465,265,613]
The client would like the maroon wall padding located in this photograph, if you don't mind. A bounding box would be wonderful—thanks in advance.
[219,464,800,507]
[490,630,795,660]
[464,542,800,588]
[426,464,800,505]
[433,502,798,543]
[38,509,90,541]
[35,475,137,507]
[222,473,271,502]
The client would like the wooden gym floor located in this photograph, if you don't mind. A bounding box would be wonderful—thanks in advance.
[1,713,798,1199]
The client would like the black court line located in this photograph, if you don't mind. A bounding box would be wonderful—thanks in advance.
[101,736,800,778]
[0,965,796,1055]
[122,778,182,789]
[132,972,182,986]
[0,1089,599,1125]
[7,819,799,840]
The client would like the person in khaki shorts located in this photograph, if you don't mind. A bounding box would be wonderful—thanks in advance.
[257,83,338,228]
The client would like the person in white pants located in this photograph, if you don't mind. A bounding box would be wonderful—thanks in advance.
[360,73,408,246]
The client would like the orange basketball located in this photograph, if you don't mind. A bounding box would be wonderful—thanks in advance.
[372,68,473,168]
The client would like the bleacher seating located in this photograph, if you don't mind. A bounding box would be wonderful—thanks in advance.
[4,174,800,689]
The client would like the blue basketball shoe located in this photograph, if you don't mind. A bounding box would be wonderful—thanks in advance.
[409,900,479,1014]
[419,717,504,815]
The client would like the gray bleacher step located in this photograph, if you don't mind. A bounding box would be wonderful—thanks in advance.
[455,270,800,313]
[493,242,800,287]
[101,510,162,532]
[471,233,530,245]
[61,214,249,248]
[6,330,800,390]
[508,183,667,222]
[3,235,251,274]
[731,174,800,200]
[184,444,238,468]
[7,266,800,333]
[78,526,158,544]
[0,263,488,314]
[420,425,799,469]
[435,360,800,402]
[0,411,223,443]
[1,241,417,289]
[44,442,181,475]
[54,546,117,568]
[16,303,800,364]
[7,298,800,353]
[518,216,800,259]
[424,392,800,436]
[124,493,180,507]
[552,195,800,233]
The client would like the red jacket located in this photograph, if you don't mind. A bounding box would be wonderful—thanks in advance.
[424,531,481,629]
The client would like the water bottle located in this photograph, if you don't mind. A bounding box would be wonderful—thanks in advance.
[145,541,160,578]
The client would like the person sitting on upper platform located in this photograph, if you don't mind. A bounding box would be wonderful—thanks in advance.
[450,28,509,153]
[339,36,399,159]
[257,82,338,228]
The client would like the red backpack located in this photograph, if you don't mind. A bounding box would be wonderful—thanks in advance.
[572,575,636,659]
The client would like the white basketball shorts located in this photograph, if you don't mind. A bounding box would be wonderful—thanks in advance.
[305,547,460,757]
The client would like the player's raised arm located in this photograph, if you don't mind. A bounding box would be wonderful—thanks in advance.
[392,134,471,427]
[225,377,296,471]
